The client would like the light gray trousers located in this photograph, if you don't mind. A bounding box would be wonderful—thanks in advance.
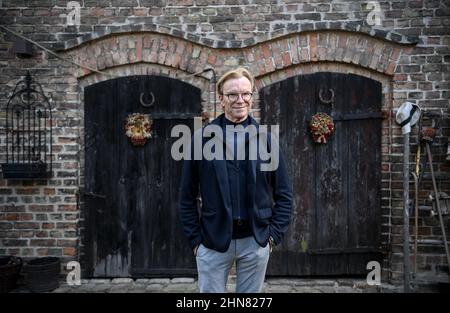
[195,236,270,293]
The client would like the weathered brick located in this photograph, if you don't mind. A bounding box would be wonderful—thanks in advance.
[14,222,40,229]
[309,34,318,61]
[57,239,77,247]
[30,239,56,246]
[36,231,49,238]
[294,13,321,21]
[29,205,54,212]
[58,205,77,212]
[19,214,33,221]
[56,222,77,230]
[42,223,56,229]
[63,247,77,256]
[2,239,28,246]
[16,188,40,195]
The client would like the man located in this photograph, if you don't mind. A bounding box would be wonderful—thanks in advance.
[179,67,293,293]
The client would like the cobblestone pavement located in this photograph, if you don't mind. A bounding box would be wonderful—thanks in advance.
[12,277,401,293]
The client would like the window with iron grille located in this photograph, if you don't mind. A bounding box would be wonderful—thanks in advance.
[1,71,52,179]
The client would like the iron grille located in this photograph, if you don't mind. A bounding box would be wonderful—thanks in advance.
[1,71,52,179]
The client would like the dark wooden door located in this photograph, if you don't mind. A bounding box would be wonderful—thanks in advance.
[260,72,382,276]
[84,75,201,277]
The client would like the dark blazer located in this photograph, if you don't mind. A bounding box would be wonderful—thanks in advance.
[178,114,293,253]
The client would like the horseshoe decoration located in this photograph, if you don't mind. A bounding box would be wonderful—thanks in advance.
[140,91,155,107]
[319,88,335,105]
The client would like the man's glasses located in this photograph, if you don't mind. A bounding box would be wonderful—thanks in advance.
[223,92,253,102]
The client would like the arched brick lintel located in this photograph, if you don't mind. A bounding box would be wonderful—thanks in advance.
[68,30,413,83]
[245,30,412,79]
[56,22,418,52]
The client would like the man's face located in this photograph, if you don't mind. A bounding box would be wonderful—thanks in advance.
[220,76,253,123]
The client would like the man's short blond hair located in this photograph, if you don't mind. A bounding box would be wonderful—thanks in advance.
[216,67,255,95]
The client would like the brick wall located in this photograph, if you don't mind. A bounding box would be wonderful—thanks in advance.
[0,0,449,286]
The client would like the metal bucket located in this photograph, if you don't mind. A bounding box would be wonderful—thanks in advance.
[0,256,22,293]
[24,257,60,292]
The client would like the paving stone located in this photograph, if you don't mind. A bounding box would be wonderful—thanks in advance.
[88,279,111,284]
[287,279,312,286]
[352,280,371,289]
[149,278,171,285]
[265,278,298,286]
[68,285,87,291]
[336,279,356,287]
[111,278,134,284]
[171,277,195,284]
[125,286,147,293]
[164,284,198,293]
[336,286,361,293]
[283,279,322,287]
[62,285,90,293]
[145,284,165,292]
[135,279,152,284]
[379,284,400,293]
[263,285,294,293]
[108,285,129,293]
[52,286,72,293]
[74,284,97,291]
[91,284,111,292]
[310,280,337,286]
[363,286,381,293]
[315,286,338,293]
[292,286,322,293]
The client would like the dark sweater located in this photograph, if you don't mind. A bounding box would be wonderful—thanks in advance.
[222,116,252,239]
